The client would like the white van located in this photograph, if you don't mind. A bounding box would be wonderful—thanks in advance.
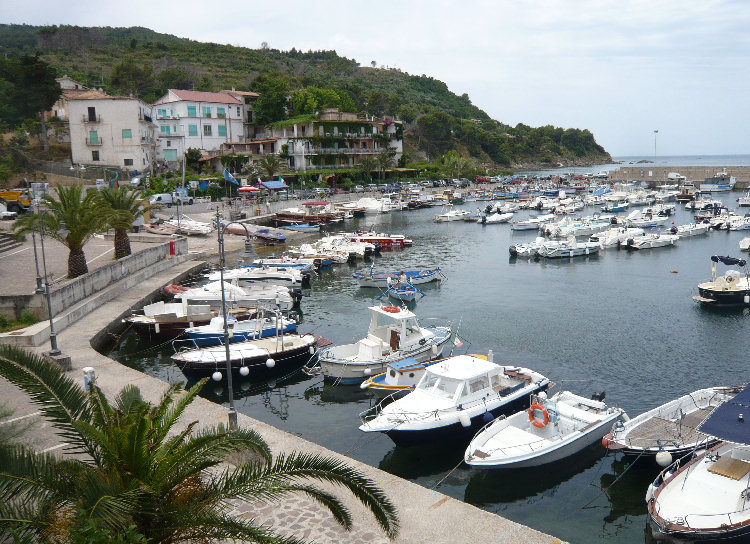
[149,192,194,207]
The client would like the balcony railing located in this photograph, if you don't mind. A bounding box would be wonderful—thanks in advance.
[85,138,102,146]
[83,115,101,123]
[309,147,379,155]
[157,132,183,138]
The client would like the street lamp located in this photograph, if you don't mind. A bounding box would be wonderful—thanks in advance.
[213,208,255,430]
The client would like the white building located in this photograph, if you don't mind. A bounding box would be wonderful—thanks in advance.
[68,92,156,174]
[151,89,245,164]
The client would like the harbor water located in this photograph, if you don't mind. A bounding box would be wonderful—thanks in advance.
[109,176,750,543]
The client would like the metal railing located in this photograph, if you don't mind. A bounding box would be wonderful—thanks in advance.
[85,138,102,146]
[82,114,101,123]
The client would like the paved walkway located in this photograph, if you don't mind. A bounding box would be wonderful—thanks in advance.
[0,235,565,543]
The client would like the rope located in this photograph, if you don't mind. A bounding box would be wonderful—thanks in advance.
[430,457,465,490]
[580,449,645,510]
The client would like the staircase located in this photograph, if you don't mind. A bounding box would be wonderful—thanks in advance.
[0,232,21,255]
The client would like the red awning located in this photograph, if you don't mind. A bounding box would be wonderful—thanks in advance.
[238,186,260,192]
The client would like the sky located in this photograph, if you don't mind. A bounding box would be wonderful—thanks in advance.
[3,0,749,157]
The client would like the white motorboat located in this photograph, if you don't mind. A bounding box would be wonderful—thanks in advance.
[207,266,303,288]
[728,216,750,231]
[509,237,546,258]
[693,255,750,307]
[465,390,624,468]
[668,222,711,238]
[359,354,550,447]
[623,210,670,228]
[738,191,750,207]
[434,209,472,222]
[184,312,297,347]
[604,386,739,461]
[623,232,678,250]
[648,385,750,542]
[545,218,612,238]
[589,227,644,249]
[510,213,556,231]
[536,237,600,259]
[313,305,452,384]
[480,212,514,224]
[686,198,724,211]
[163,215,213,235]
[314,236,377,258]
[173,281,296,311]
[740,237,750,252]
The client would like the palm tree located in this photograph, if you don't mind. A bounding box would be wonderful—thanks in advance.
[97,187,148,259]
[0,345,399,543]
[358,156,377,183]
[376,149,396,181]
[13,185,105,279]
[258,154,282,180]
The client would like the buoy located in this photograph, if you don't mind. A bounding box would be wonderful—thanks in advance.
[239,366,250,376]
[309,346,316,354]
[671,270,678,274]
[537,391,548,401]
[458,412,472,428]
[364,368,372,376]
[645,481,657,503]
[431,344,439,356]
[602,435,611,449]
[212,371,222,382]
[487,349,493,363]
[265,358,275,368]
[482,412,494,424]
[360,381,369,390]
[655,450,673,467]
[745,294,750,304]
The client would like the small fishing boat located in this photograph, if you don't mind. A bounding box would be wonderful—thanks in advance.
[603,386,740,461]
[253,228,286,245]
[699,170,737,192]
[693,255,750,307]
[359,356,449,397]
[381,278,424,303]
[171,333,317,378]
[352,267,443,288]
[510,213,556,231]
[183,312,297,347]
[312,305,452,384]
[281,223,321,232]
[648,385,750,542]
[668,222,710,238]
[601,202,629,213]
[170,281,298,311]
[465,390,624,468]
[358,354,550,447]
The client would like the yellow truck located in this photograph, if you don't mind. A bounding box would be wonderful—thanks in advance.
[0,189,32,213]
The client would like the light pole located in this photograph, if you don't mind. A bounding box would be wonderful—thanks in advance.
[654,129,658,159]
[31,226,44,293]
[214,208,255,430]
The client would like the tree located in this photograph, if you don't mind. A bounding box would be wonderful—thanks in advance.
[358,156,377,182]
[258,153,281,180]
[97,187,148,259]
[13,185,105,279]
[250,74,290,124]
[0,345,399,543]
[110,58,153,97]
[155,67,195,94]
[376,148,396,180]
[184,147,202,173]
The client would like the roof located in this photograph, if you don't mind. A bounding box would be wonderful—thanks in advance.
[260,180,288,190]
[153,89,242,106]
[698,385,750,444]
[426,355,499,380]
[64,89,111,100]
[369,305,416,320]
[223,90,260,98]
[389,358,420,370]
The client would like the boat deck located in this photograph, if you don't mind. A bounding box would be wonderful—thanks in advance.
[624,407,712,449]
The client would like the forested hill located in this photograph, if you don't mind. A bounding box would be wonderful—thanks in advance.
[0,24,611,169]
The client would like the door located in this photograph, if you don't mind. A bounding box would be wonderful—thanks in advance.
[87,106,96,121]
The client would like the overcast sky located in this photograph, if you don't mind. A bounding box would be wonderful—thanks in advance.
[4,0,749,156]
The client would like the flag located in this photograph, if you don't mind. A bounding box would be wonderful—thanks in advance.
[223,168,239,186]
[198,181,209,190]
[279,176,287,185]
[453,335,463,347]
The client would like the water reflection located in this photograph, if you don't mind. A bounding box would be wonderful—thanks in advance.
[378,442,467,479]
[599,456,660,524]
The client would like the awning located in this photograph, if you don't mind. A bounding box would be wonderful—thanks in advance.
[238,186,260,192]
[260,180,288,190]
[698,385,750,445]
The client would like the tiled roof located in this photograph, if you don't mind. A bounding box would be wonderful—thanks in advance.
[63,89,111,100]
[154,89,242,105]
[223,90,259,98]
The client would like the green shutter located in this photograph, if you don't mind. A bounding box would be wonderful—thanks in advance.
[89,130,98,144]
[218,125,226,137]
[188,124,198,136]
[187,105,197,117]
[122,129,132,139]
[164,149,178,161]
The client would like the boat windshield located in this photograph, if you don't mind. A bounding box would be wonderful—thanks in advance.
[418,374,462,399]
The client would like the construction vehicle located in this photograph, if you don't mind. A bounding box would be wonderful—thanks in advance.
[0,189,32,214]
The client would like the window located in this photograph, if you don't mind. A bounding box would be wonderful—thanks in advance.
[87,106,96,121]
[217,107,226,118]
[157,109,166,118]
[89,130,98,144]
[160,125,170,134]
[468,376,490,394]
[236,107,241,116]
[122,129,132,139]
[164,149,177,161]
[202,107,212,118]
[188,124,198,136]
[124,158,133,166]
[203,124,212,136]
[92,150,100,161]
[187,105,197,117]
[218,125,226,137]
[166,140,171,147]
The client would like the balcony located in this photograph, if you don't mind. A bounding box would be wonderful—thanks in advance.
[85,138,102,146]
[83,114,101,123]
[157,132,183,138]
[309,147,379,155]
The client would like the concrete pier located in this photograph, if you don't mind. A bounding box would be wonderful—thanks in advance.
[608,164,750,185]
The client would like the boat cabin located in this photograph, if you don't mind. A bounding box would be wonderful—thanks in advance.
[360,305,431,359]
[383,357,426,388]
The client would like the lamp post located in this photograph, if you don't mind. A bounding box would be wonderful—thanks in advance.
[214,208,255,430]
[31,226,44,293]
[654,129,658,159]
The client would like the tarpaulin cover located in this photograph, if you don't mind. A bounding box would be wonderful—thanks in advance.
[711,255,747,266]
[260,180,288,189]
[698,385,750,445]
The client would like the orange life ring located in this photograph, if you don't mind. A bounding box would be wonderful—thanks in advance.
[383,306,400,313]
[528,402,549,428]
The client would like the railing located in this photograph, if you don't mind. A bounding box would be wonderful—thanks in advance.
[85,138,102,146]
[309,147,380,155]
[82,115,101,123]
[157,132,183,138]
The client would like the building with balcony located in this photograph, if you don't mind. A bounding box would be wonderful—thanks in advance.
[258,108,403,171]
[67,92,156,174]
[151,89,245,164]
[222,89,260,140]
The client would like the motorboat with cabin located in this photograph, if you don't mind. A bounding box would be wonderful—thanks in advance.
[622,232,678,250]
[589,227,644,249]
[358,354,550,447]
[312,305,452,384]
[536,237,600,259]
[169,280,298,311]
[465,390,624,468]
[183,310,297,347]
[123,300,255,338]
[207,266,303,288]
[693,255,750,307]
[699,170,737,192]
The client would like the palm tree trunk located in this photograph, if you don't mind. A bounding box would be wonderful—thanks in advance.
[114,229,131,259]
[67,245,89,279]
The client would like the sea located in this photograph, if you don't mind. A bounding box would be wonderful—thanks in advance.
[108,155,750,544]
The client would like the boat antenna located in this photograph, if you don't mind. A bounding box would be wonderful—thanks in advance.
[449,315,463,357]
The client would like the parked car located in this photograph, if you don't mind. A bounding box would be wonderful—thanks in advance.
[148,192,194,207]
[353,185,365,192]
[129,177,142,187]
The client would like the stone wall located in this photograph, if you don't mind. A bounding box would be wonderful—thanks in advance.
[609,165,750,184]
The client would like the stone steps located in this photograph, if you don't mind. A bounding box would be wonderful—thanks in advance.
[0,232,22,254]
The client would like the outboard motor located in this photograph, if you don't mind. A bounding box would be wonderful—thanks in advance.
[481,215,487,225]
[670,226,678,234]
[288,287,304,305]
[591,391,606,402]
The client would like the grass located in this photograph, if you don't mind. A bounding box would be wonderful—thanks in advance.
[0,309,39,332]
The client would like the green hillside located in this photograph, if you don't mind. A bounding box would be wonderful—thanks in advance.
[0,24,611,170]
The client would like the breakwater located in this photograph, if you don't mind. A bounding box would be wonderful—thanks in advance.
[609,164,750,184]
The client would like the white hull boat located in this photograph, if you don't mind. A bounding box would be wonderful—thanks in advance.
[624,233,678,250]
[536,238,600,259]
[509,237,546,258]
[510,213,556,231]
[589,227,644,249]
[740,237,750,251]
[480,212,514,224]
[163,215,213,235]
[174,281,295,311]
[434,209,472,222]
[465,390,624,468]
[668,222,711,238]
[207,267,303,288]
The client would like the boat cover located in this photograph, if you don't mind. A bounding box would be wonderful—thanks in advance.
[390,358,420,370]
[698,385,750,444]
[711,255,747,266]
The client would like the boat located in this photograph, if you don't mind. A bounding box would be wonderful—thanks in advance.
[686,198,724,211]
[693,255,750,307]
[183,312,297,347]
[352,267,443,288]
[622,232,678,250]
[601,202,629,213]
[623,210,670,229]
[603,386,740,461]
[480,212,514,224]
[281,223,321,232]
[668,222,710,238]
[163,215,213,235]
[465,390,624,468]
[508,237,546,258]
[252,228,286,245]
[647,385,750,542]
[170,281,299,311]
[143,223,178,236]
[536,237,600,259]
[247,257,316,275]
[589,227,644,249]
[312,305,452,384]
[341,231,412,248]
[171,333,317,378]
[699,170,737,192]
[728,216,750,231]
[738,191,750,207]
[740,237,750,252]
[434,209,472,222]
[510,213,556,231]
[207,266,303,288]
[359,356,456,397]
[123,300,255,338]
[381,277,425,303]
[358,354,551,447]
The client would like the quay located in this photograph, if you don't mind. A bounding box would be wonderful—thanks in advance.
[608,164,750,185]
[0,208,563,544]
